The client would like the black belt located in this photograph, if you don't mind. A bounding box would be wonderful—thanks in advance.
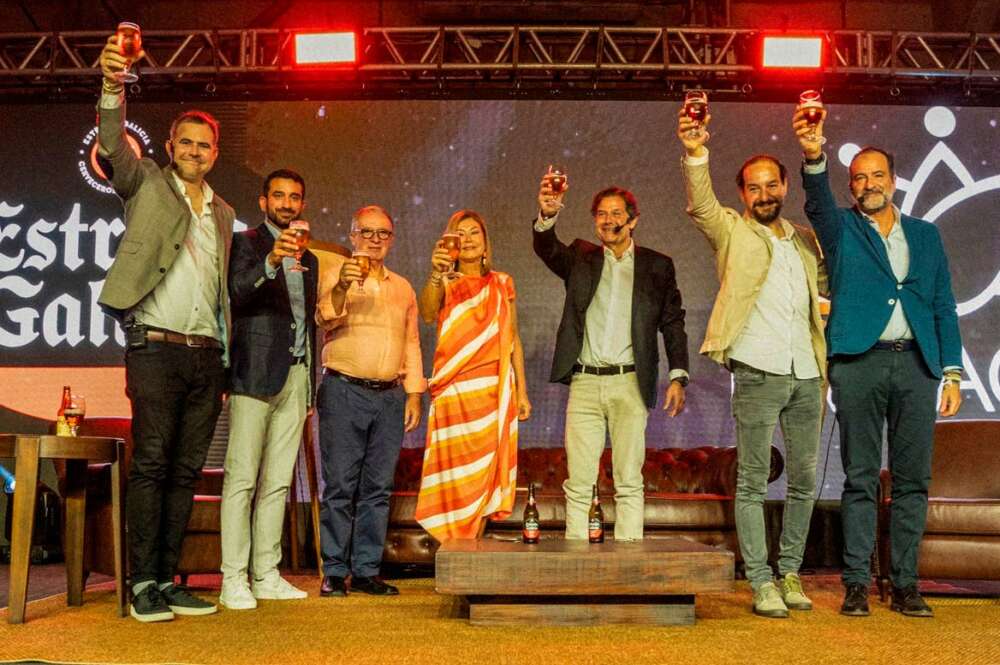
[872,340,916,352]
[572,363,636,376]
[145,329,222,349]
[324,368,399,391]
[291,355,307,365]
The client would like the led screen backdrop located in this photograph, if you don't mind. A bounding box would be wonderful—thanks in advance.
[2,98,999,498]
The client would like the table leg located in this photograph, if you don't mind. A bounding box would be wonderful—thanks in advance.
[64,459,87,607]
[8,436,41,624]
[111,441,127,617]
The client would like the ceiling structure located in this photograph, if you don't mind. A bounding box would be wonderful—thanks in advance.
[1,1,998,105]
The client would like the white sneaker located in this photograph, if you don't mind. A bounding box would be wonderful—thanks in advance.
[219,580,257,610]
[252,574,308,600]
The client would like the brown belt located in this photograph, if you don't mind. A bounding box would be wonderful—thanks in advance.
[146,329,222,349]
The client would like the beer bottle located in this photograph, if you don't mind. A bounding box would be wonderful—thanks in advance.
[55,385,72,437]
[522,483,540,544]
[588,484,605,543]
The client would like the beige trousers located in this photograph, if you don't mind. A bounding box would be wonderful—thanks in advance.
[562,372,649,541]
[220,364,309,582]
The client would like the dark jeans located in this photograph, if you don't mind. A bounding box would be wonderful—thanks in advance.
[317,374,405,578]
[125,341,226,586]
[830,348,938,589]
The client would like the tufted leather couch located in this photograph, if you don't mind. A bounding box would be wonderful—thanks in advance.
[876,419,1000,593]
[384,444,785,565]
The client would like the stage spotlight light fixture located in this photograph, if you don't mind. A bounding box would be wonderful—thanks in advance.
[294,31,357,65]
[761,36,823,69]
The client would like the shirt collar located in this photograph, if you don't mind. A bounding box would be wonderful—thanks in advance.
[858,204,901,233]
[263,220,280,238]
[603,239,635,262]
[171,170,214,207]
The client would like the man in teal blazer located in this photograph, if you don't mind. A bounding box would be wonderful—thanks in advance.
[794,108,963,619]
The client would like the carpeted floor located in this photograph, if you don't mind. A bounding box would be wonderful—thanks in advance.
[1,574,998,665]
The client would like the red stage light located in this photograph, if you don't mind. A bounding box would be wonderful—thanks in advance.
[761,36,823,69]
[294,32,357,65]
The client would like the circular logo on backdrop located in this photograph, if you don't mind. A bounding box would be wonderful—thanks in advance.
[77,121,154,194]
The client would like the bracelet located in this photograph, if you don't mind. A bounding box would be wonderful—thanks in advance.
[428,273,443,286]
[102,81,124,95]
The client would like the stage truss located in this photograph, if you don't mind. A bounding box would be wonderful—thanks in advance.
[1,26,999,104]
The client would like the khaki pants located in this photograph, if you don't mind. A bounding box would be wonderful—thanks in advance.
[563,372,648,541]
[220,363,309,583]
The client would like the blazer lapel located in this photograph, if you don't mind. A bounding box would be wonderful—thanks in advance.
[852,210,896,278]
[584,246,604,307]
[899,216,921,282]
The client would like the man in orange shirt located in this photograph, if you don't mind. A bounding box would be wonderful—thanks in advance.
[315,205,425,597]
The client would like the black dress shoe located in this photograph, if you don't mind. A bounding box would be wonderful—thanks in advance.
[891,585,933,617]
[350,576,399,596]
[320,576,348,597]
[840,583,870,616]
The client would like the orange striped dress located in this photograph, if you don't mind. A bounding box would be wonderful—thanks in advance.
[415,271,519,541]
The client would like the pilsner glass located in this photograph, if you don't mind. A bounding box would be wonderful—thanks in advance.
[441,232,461,279]
[288,220,310,272]
[65,395,86,436]
[115,22,142,84]
[799,90,827,145]
[683,90,709,139]
[353,250,371,294]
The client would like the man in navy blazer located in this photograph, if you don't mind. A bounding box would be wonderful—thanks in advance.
[794,109,963,619]
[219,169,318,610]
[533,177,689,542]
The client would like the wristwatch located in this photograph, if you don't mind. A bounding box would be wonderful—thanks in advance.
[942,372,961,387]
[672,375,690,388]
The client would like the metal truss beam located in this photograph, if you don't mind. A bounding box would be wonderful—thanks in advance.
[1,26,998,105]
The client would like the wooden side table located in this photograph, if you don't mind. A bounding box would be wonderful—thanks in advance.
[2,434,127,624]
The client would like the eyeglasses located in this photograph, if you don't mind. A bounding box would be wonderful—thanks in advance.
[353,228,394,240]
[594,210,629,222]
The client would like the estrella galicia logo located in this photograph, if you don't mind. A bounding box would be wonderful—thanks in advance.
[77,121,154,194]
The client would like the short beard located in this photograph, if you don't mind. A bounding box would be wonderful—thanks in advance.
[266,209,296,228]
[750,200,782,224]
[856,191,889,215]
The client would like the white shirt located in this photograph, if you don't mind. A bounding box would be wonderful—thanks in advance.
[861,207,914,341]
[727,222,820,379]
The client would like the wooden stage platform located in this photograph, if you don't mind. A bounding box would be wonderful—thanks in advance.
[435,537,734,626]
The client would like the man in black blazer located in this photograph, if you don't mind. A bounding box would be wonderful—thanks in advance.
[533,177,689,541]
[219,169,318,610]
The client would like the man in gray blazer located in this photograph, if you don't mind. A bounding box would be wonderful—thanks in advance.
[98,35,234,623]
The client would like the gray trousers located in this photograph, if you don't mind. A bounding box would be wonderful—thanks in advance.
[731,361,823,590]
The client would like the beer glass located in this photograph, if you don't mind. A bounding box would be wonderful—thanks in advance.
[115,22,142,84]
[799,90,827,145]
[289,220,310,272]
[441,232,461,279]
[683,90,708,139]
[65,395,86,436]
[353,250,371,294]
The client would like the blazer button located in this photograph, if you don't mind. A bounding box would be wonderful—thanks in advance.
[174,243,180,250]
[291,322,297,329]
[288,346,295,353]
[897,284,903,290]
[159,267,166,273]
[888,298,896,305]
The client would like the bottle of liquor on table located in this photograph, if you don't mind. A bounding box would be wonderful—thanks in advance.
[56,385,72,436]
[588,484,605,544]
[522,483,540,544]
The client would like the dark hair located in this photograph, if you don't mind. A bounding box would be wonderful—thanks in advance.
[169,110,220,144]
[851,146,895,177]
[736,155,787,189]
[590,186,639,221]
[262,169,306,198]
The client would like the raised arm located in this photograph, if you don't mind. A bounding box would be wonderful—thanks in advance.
[96,34,145,200]
[531,169,575,281]
[418,238,452,323]
[677,107,735,250]
[794,106,843,260]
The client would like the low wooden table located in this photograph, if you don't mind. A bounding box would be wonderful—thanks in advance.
[436,536,733,626]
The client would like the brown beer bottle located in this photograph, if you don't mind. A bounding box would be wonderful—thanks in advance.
[522,483,540,544]
[55,385,72,437]
[588,484,605,543]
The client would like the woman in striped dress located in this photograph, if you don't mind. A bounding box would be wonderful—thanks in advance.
[415,210,531,541]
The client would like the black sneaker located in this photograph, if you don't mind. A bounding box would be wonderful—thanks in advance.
[840,583,871,617]
[350,576,399,596]
[160,583,218,616]
[891,585,933,618]
[130,585,174,623]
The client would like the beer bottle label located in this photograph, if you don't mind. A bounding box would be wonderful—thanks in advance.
[55,416,71,437]
[523,517,540,540]
[588,517,603,540]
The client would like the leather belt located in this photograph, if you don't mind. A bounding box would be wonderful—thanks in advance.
[324,368,399,391]
[146,329,222,349]
[872,340,916,352]
[572,363,636,376]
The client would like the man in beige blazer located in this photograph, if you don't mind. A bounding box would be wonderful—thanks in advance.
[677,107,826,619]
[98,35,234,622]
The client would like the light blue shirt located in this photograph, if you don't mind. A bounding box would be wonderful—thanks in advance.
[262,221,306,357]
